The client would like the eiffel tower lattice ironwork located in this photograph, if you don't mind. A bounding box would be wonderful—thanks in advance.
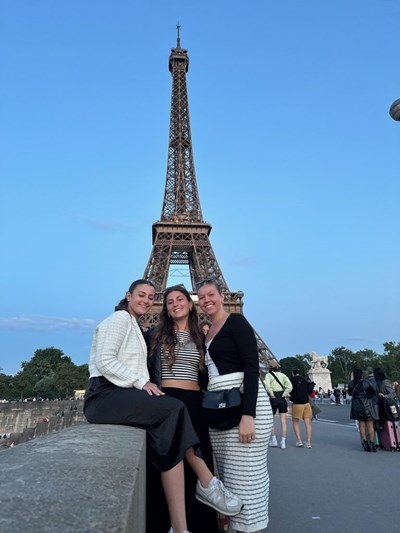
[140,28,275,372]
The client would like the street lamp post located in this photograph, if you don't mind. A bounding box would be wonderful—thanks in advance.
[389,98,400,121]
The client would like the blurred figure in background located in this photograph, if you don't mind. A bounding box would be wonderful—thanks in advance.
[199,319,211,337]
[348,368,379,452]
[264,361,292,449]
[289,369,313,448]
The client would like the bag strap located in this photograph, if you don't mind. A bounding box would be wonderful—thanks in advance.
[374,378,383,394]
[270,370,285,390]
[365,378,378,396]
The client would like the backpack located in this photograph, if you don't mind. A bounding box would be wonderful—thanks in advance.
[376,379,399,422]
[380,397,399,422]
[307,380,315,395]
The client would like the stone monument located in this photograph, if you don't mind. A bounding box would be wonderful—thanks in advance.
[308,351,332,393]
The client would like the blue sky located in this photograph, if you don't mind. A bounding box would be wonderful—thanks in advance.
[1,1,399,376]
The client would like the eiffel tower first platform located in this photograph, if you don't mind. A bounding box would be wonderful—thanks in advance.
[139,28,275,373]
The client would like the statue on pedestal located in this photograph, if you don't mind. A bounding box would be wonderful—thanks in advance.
[308,351,332,393]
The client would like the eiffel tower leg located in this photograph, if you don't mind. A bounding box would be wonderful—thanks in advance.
[143,243,172,291]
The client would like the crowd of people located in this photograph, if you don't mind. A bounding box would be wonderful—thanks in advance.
[326,386,350,405]
[348,367,399,451]
[265,365,319,449]
[82,277,399,532]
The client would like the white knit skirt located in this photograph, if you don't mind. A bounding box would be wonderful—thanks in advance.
[208,372,273,532]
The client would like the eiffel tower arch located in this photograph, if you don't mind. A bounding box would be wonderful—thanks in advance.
[139,27,275,373]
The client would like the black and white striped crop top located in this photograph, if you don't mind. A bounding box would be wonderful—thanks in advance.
[161,330,200,382]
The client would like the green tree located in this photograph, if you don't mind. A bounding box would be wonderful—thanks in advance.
[11,347,89,400]
[0,372,14,399]
[279,355,310,378]
[382,342,400,382]
[34,374,58,399]
[12,368,38,399]
[355,349,382,371]
[328,346,382,385]
[328,347,355,384]
[53,363,89,398]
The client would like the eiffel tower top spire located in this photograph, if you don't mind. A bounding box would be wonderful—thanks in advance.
[144,30,229,294]
[161,28,204,224]
[141,32,276,372]
[176,23,181,49]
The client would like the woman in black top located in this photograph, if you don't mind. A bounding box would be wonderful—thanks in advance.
[197,279,273,533]
[348,368,379,451]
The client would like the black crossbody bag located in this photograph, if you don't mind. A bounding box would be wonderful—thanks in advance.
[202,387,243,430]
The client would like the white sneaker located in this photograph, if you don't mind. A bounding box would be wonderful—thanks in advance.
[280,438,286,449]
[195,477,243,516]
[168,529,191,533]
[269,437,278,447]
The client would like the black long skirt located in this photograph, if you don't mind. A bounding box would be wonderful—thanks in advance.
[84,377,200,471]
[146,388,219,533]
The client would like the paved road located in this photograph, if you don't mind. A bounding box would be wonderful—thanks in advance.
[314,399,355,426]
[266,403,399,533]
[228,402,399,533]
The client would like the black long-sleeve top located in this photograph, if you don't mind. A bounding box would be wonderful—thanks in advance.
[289,375,310,404]
[207,313,260,417]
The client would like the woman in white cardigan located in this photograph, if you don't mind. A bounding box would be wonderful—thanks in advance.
[84,279,242,533]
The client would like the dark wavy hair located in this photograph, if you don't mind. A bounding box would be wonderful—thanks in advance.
[352,368,363,385]
[114,279,155,311]
[149,284,204,371]
[200,319,211,331]
[373,367,387,382]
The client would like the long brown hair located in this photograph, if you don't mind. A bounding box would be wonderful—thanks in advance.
[149,284,205,371]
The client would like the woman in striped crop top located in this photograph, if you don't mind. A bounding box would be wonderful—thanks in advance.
[147,284,219,533]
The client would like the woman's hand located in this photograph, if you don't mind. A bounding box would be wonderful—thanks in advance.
[239,415,256,443]
[143,382,165,396]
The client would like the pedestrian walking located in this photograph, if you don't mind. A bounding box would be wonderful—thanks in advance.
[348,368,379,452]
[289,370,313,448]
[264,361,292,449]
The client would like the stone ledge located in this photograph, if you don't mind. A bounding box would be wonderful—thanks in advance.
[0,423,146,533]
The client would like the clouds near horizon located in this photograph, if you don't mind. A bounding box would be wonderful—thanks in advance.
[0,315,95,332]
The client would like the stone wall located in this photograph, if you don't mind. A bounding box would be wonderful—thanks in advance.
[0,400,86,448]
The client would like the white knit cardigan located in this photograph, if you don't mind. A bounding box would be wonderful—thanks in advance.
[88,310,150,389]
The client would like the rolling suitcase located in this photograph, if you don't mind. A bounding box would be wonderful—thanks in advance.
[379,420,400,451]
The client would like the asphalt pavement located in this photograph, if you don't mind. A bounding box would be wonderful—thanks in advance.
[228,401,399,533]
[266,402,399,533]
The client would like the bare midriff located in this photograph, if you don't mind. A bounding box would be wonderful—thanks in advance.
[161,379,201,391]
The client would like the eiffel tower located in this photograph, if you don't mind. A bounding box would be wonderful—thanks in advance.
[139,27,275,373]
